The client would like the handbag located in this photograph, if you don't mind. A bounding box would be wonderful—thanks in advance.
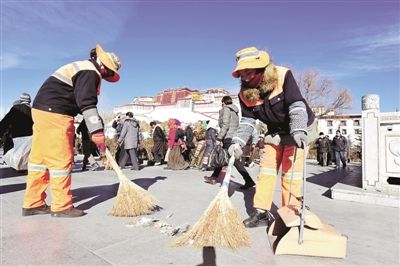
[208,145,228,168]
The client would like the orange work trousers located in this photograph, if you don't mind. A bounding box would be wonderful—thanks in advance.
[254,144,307,211]
[23,108,74,212]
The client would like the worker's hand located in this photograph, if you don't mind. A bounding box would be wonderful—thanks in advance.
[216,139,222,146]
[92,131,106,154]
[228,143,243,160]
[292,131,308,149]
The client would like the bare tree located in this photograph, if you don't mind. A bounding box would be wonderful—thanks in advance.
[296,69,352,117]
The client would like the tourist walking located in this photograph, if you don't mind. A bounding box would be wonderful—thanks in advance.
[331,130,348,168]
[315,132,330,166]
[118,112,140,171]
[204,96,255,189]
[76,120,100,171]
[166,119,189,170]
[112,113,127,163]
[201,120,218,171]
[150,121,167,165]
[183,123,194,162]
[189,120,207,169]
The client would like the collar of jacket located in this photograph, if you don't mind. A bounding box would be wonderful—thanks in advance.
[90,59,102,73]
[89,59,103,96]
[239,90,265,107]
[239,65,289,107]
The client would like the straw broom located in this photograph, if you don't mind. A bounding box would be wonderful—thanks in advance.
[171,155,250,249]
[105,148,158,216]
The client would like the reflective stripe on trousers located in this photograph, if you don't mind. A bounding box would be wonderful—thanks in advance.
[254,144,307,210]
[23,108,74,212]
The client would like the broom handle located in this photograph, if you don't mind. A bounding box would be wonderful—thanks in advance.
[105,148,129,182]
[221,155,235,189]
[299,140,307,244]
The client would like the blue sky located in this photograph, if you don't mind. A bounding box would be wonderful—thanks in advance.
[1,0,399,117]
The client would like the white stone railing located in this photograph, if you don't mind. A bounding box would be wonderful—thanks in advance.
[362,94,400,192]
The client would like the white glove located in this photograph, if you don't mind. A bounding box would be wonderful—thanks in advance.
[264,134,281,145]
[228,143,243,160]
[292,131,308,149]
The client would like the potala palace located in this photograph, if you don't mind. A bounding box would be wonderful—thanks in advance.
[111,87,363,146]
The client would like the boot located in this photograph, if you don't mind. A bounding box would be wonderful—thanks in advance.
[22,204,51,216]
[51,206,85,218]
[243,210,271,228]
[240,180,256,190]
[81,162,87,171]
[204,176,216,185]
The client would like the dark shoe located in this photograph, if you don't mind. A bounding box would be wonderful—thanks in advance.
[243,210,270,228]
[51,206,85,218]
[240,181,256,190]
[204,176,216,185]
[22,204,51,216]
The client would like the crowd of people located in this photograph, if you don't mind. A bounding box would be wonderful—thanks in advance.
[315,130,349,168]
[106,101,262,185]
[0,44,354,226]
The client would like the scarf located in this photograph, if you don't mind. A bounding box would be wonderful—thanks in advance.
[240,64,278,103]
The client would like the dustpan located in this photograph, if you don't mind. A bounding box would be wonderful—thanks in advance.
[277,205,323,229]
[268,143,347,258]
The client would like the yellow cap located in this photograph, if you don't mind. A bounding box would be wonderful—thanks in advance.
[96,44,122,82]
[232,47,270,78]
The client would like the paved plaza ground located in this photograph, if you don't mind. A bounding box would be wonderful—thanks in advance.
[1,156,399,265]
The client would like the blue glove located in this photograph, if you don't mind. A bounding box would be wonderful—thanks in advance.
[228,143,243,159]
[292,131,308,149]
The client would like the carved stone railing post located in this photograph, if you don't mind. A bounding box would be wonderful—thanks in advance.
[362,95,380,190]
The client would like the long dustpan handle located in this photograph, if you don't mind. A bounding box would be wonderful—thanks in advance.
[288,147,298,205]
[299,140,307,244]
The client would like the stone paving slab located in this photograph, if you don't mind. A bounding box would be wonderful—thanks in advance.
[0,159,399,265]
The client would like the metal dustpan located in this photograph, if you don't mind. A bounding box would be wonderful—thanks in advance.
[267,144,347,258]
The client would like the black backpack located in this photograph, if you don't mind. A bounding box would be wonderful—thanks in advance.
[208,145,228,168]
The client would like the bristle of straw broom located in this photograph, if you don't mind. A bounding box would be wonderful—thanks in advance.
[171,186,250,249]
[111,178,158,216]
[171,156,250,249]
[105,148,158,217]
[171,187,250,249]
